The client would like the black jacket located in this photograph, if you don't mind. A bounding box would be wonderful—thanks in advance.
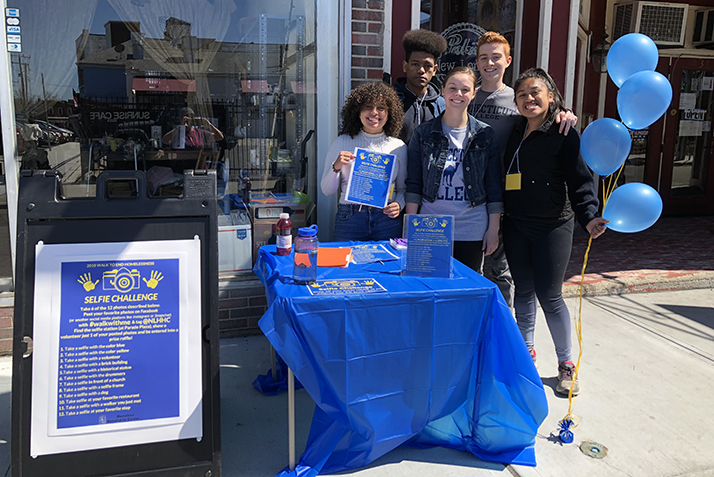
[394,78,445,145]
[502,116,599,230]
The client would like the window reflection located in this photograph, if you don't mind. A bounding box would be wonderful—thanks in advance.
[8,0,316,273]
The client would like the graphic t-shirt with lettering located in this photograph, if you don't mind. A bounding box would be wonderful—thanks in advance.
[420,123,487,241]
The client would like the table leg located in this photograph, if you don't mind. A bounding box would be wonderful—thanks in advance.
[288,368,296,471]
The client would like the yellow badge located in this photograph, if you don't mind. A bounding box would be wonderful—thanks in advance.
[505,173,522,191]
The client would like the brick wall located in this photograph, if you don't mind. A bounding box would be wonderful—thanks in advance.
[351,0,385,89]
[218,278,268,335]
[0,306,12,356]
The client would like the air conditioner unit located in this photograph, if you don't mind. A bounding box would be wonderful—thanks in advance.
[612,1,688,47]
[692,8,714,47]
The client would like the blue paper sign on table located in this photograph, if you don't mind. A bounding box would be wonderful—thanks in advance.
[350,243,399,264]
[405,214,453,278]
[58,259,180,429]
[345,147,396,208]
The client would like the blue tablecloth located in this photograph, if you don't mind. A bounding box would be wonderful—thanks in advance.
[254,243,547,477]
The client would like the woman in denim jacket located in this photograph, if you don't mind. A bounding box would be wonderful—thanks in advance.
[405,67,503,272]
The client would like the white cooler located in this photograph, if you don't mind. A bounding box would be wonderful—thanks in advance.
[218,215,252,275]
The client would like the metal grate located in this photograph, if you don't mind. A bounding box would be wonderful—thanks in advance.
[639,4,685,44]
[613,3,633,40]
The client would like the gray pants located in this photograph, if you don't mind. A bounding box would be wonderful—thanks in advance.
[489,228,514,308]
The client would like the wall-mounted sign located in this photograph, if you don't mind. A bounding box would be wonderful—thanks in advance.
[436,22,487,86]
[5,7,20,53]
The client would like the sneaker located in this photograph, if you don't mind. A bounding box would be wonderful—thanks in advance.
[528,348,537,368]
[556,361,580,396]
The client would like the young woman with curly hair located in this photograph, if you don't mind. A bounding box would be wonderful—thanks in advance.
[321,81,408,241]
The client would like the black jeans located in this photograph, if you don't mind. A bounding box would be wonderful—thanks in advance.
[453,241,484,274]
[502,216,574,363]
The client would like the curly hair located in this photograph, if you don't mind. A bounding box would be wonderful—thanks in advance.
[339,81,405,138]
[513,68,565,121]
[402,29,447,62]
[477,31,511,58]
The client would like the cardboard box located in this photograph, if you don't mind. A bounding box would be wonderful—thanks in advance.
[218,223,252,275]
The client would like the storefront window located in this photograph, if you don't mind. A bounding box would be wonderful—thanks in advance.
[5,0,317,279]
[421,0,517,86]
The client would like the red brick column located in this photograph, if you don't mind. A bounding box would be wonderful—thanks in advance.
[351,0,386,88]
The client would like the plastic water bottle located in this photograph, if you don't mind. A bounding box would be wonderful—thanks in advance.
[293,225,318,284]
[276,213,292,256]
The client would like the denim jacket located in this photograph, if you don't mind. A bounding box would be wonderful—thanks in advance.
[405,113,504,214]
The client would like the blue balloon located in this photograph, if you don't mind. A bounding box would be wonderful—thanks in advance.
[607,33,659,87]
[617,71,672,130]
[602,182,662,233]
[581,118,631,176]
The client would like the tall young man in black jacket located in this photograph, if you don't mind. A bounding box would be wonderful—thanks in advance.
[394,29,447,144]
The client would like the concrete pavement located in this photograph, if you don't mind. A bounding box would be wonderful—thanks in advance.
[2,288,713,476]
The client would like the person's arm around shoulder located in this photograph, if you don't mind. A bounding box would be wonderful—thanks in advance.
[405,125,425,215]
[556,110,578,135]
[383,141,407,218]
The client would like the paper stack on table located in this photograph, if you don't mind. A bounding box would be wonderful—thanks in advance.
[317,247,352,268]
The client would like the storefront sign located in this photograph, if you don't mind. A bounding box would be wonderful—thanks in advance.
[436,22,487,85]
[89,110,152,121]
[679,109,705,137]
[31,239,203,457]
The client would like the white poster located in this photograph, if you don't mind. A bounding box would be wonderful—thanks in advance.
[31,239,203,457]
[679,93,696,110]
[703,77,714,91]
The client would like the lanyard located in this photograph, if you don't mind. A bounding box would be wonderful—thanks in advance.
[472,84,505,119]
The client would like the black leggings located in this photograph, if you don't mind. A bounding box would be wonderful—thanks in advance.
[453,241,484,274]
[502,216,574,362]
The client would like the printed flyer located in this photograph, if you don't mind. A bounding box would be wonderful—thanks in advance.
[31,240,203,457]
[405,215,454,278]
[345,148,396,208]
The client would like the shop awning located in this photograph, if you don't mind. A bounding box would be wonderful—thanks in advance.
[132,78,196,92]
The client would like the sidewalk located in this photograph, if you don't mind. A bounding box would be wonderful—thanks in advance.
[216,288,714,476]
[1,290,712,477]
[561,215,714,297]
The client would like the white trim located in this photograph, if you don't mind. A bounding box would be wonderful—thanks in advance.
[564,0,579,108]
[0,0,18,284]
[384,0,392,75]
[339,0,351,106]
[538,0,553,69]
[599,0,616,119]
[514,0,524,78]
[316,0,342,241]
[576,27,588,125]
[411,0,420,30]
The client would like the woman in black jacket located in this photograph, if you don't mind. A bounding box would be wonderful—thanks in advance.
[502,68,608,396]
